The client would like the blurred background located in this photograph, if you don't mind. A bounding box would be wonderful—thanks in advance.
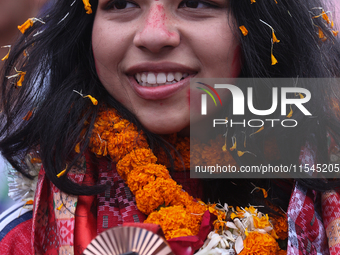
[0,0,49,213]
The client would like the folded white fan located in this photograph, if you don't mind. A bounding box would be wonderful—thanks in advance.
[83,226,174,255]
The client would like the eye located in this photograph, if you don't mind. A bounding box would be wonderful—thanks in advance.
[104,0,138,10]
[179,0,217,8]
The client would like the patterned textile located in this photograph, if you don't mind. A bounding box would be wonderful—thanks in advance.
[2,142,340,254]
[0,202,33,255]
[32,158,85,255]
[287,182,329,255]
[322,191,340,255]
[287,138,340,255]
[94,155,146,234]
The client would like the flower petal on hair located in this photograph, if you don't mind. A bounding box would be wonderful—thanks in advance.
[84,95,98,105]
[16,71,26,87]
[272,31,280,43]
[82,0,92,14]
[18,19,34,34]
[239,25,248,36]
[271,53,278,65]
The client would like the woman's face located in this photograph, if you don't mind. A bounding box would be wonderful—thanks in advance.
[92,0,240,134]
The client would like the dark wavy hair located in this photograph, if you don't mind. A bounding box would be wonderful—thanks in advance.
[1,0,340,205]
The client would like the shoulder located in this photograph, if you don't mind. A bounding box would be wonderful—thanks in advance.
[0,202,33,255]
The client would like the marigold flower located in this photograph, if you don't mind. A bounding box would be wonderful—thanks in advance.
[251,0,256,3]
[253,214,271,229]
[239,26,248,36]
[145,205,200,239]
[239,232,279,255]
[135,178,182,214]
[333,30,339,37]
[117,148,157,180]
[273,216,288,240]
[126,163,170,193]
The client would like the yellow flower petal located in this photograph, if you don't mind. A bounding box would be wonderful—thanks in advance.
[322,11,330,24]
[84,95,98,105]
[287,106,293,118]
[18,19,34,34]
[237,151,245,157]
[333,30,339,37]
[271,53,278,65]
[319,28,327,41]
[251,0,256,3]
[57,203,64,210]
[250,126,264,136]
[23,110,33,121]
[239,25,248,36]
[57,166,68,178]
[272,31,280,43]
[16,72,26,87]
[75,143,81,153]
[1,48,10,61]
[82,0,92,14]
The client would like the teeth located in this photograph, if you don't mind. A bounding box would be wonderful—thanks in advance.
[174,72,182,82]
[157,73,167,84]
[134,72,189,86]
[167,73,175,82]
[141,73,147,83]
[147,73,156,84]
[136,73,141,82]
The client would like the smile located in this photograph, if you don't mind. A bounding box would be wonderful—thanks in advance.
[135,72,189,87]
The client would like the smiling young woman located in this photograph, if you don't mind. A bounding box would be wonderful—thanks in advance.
[1,0,340,254]
[92,0,241,134]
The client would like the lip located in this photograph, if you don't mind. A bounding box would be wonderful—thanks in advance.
[126,62,197,74]
[126,62,197,100]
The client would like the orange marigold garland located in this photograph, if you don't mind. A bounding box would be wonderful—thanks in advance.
[89,108,207,239]
[88,108,288,254]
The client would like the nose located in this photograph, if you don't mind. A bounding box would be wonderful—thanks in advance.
[133,4,180,53]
